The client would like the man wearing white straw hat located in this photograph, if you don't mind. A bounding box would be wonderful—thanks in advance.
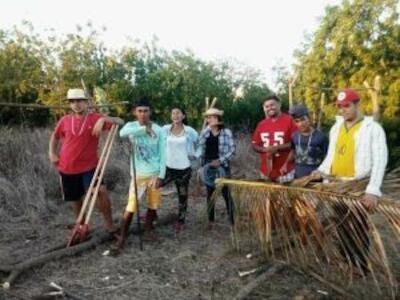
[49,88,124,233]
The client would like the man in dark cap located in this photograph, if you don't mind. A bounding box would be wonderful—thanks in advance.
[281,104,328,178]
[115,97,166,250]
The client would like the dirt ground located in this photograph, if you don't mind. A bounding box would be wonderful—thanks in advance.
[0,131,398,300]
[0,185,349,300]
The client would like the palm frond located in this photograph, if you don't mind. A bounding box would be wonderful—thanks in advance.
[214,177,400,298]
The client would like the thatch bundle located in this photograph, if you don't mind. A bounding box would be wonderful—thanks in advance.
[215,168,400,298]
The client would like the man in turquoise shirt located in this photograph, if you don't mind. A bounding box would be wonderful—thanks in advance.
[115,98,166,250]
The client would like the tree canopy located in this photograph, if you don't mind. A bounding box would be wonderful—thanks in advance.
[0,22,271,129]
[289,0,399,121]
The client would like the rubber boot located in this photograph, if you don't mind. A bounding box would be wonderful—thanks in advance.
[143,209,157,242]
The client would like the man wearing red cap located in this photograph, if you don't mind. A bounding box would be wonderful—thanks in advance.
[313,88,388,209]
[312,88,388,272]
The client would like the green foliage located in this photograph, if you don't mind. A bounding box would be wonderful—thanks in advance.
[0,24,270,129]
[288,0,399,121]
[274,0,400,167]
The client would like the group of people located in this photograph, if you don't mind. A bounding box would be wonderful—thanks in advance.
[48,87,388,255]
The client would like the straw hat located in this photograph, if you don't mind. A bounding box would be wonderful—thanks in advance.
[66,88,88,101]
[203,108,224,117]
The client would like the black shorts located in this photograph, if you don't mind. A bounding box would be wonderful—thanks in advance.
[59,169,97,201]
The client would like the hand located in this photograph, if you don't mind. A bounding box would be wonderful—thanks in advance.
[49,152,59,165]
[209,159,221,167]
[310,170,322,180]
[150,177,161,189]
[279,163,288,175]
[92,117,105,137]
[263,145,277,154]
[114,117,125,126]
[145,122,156,137]
[360,193,378,212]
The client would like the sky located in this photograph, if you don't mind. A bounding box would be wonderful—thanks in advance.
[1,0,341,89]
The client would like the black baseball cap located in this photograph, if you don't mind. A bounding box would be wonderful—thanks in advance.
[133,97,152,109]
[289,104,309,118]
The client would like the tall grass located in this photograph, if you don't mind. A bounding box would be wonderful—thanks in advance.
[0,127,131,226]
[0,127,261,223]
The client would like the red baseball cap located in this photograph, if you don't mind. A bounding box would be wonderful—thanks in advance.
[336,89,360,106]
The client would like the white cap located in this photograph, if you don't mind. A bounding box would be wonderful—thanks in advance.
[66,88,87,100]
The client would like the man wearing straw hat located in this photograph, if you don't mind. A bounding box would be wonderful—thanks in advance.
[312,88,388,210]
[116,97,166,248]
[199,107,235,229]
[48,88,124,233]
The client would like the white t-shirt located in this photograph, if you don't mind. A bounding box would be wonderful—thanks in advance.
[166,133,191,169]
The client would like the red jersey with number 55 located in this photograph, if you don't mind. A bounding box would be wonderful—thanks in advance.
[252,113,297,179]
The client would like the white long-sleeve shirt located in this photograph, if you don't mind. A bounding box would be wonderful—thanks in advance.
[318,116,388,197]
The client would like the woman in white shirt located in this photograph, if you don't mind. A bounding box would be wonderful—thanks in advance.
[162,107,199,233]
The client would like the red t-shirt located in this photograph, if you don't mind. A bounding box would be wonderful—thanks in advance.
[252,113,297,179]
[54,112,111,174]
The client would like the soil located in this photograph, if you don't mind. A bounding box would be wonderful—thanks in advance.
[0,187,346,300]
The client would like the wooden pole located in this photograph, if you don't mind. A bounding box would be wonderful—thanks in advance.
[288,73,298,109]
[317,92,325,129]
[363,75,381,121]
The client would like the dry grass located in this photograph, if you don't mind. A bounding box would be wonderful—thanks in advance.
[1,126,399,299]
[0,127,130,234]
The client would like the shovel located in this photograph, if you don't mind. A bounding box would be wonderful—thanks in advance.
[67,124,119,247]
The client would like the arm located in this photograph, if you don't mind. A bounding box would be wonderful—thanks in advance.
[92,115,125,137]
[360,124,388,211]
[251,122,284,154]
[251,142,290,154]
[252,143,267,153]
[158,128,167,180]
[280,137,295,175]
[251,124,266,153]
[274,142,292,152]
[103,116,124,125]
[317,125,337,175]
[188,127,200,159]
[49,120,64,165]
[119,122,147,139]
[48,131,60,165]
[218,129,235,165]
[365,124,388,197]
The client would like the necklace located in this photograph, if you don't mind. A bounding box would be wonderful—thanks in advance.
[297,130,314,156]
[171,124,185,137]
[71,113,88,136]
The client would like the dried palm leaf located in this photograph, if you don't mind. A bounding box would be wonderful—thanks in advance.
[214,177,400,299]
